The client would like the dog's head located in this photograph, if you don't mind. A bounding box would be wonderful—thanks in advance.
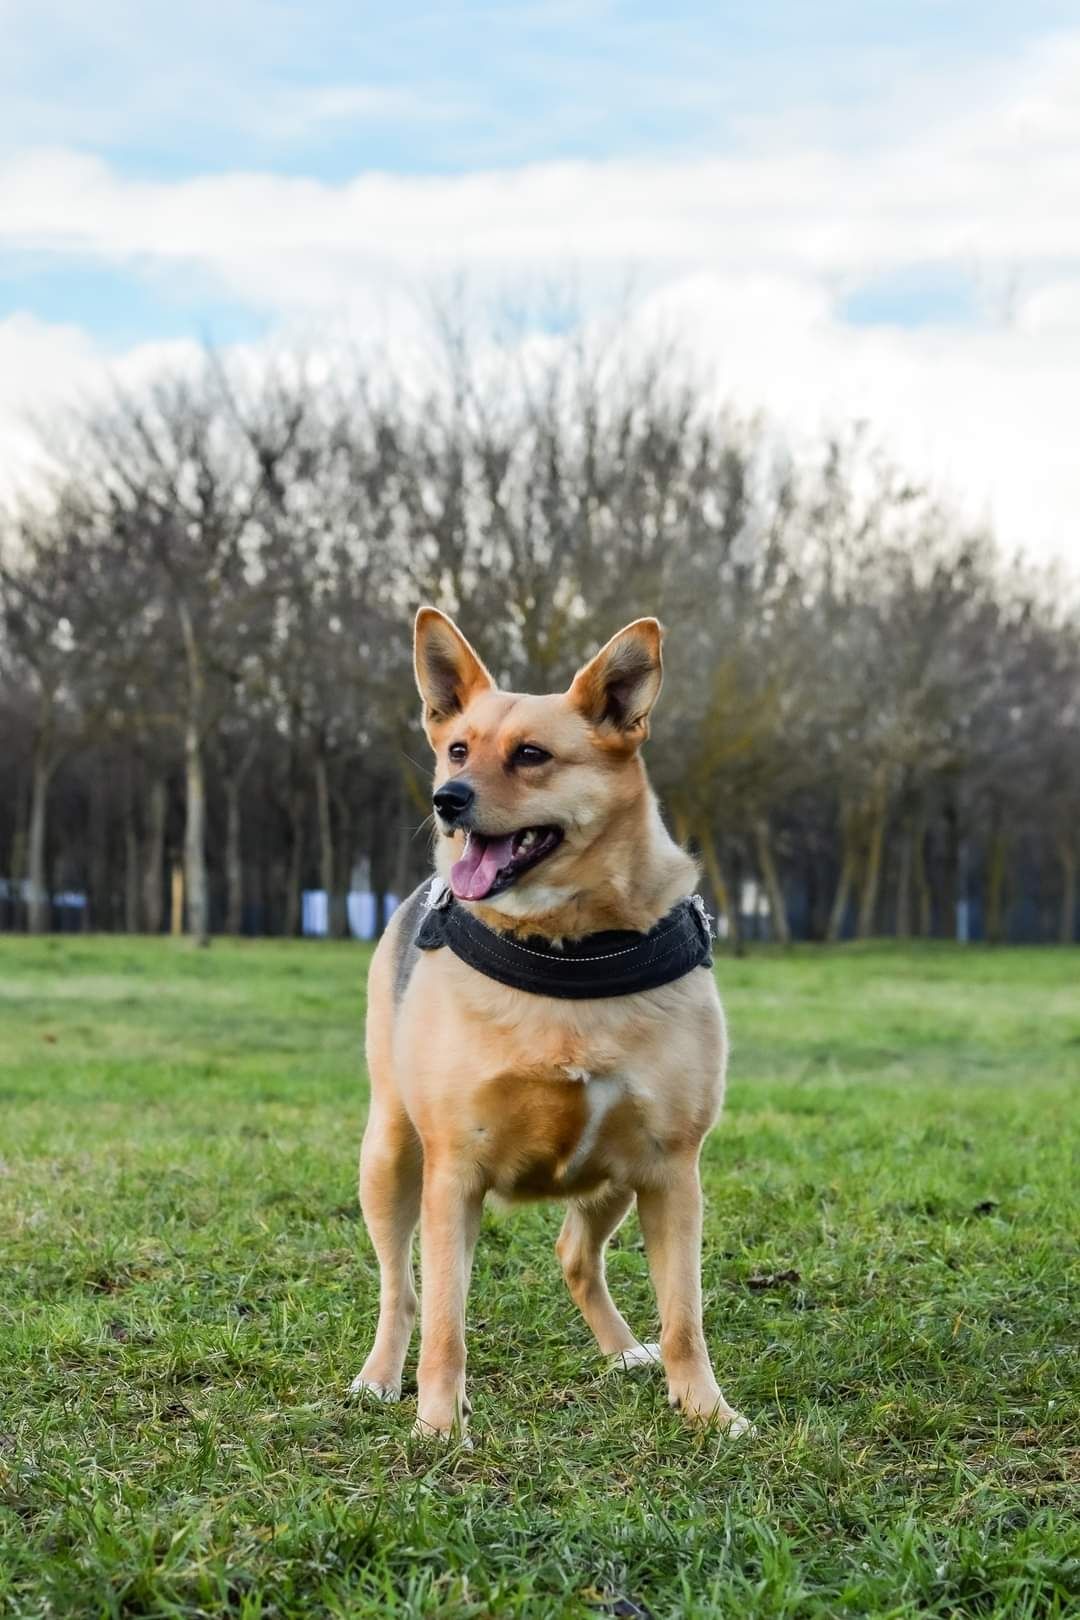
[414,608,664,915]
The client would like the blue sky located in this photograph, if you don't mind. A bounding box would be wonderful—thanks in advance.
[2,1,1079,560]
[5,2,1075,178]
[2,0,1075,338]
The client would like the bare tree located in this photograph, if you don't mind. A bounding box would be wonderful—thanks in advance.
[2,330,1077,948]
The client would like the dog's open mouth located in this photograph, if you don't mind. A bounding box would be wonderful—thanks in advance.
[449,826,564,901]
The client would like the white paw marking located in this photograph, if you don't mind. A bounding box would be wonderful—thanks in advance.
[348,1374,401,1402]
[608,1341,662,1371]
[721,1411,756,1439]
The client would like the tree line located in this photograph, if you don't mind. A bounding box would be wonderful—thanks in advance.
[1,332,1077,947]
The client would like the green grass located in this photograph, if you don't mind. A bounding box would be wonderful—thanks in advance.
[1,936,1078,1619]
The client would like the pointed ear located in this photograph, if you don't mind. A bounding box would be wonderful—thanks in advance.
[567,618,664,741]
[414,607,494,727]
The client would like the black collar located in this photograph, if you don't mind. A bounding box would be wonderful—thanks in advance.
[413,881,713,999]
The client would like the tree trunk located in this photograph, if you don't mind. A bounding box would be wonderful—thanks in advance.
[697,822,741,953]
[268,857,286,935]
[10,776,28,884]
[124,789,140,934]
[753,816,790,945]
[221,738,257,937]
[806,856,827,941]
[249,846,265,936]
[857,774,887,940]
[27,746,51,935]
[184,717,210,946]
[956,835,970,943]
[913,814,932,937]
[89,766,109,932]
[315,752,343,938]
[143,778,167,934]
[985,827,1008,946]
[1059,842,1077,945]
[177,597,210,946]
[942,799,960,939]
[170,863,185,936]
[332,786,355,939]
[285,789,304,937]
[895,827,912,939]
[829,842,854,946]
[224,776,244,936]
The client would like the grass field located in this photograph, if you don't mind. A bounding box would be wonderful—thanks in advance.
[1,936,1077,1619]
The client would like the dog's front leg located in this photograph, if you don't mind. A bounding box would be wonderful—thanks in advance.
[414,1160,484,1440]
[637,1155,750,1434]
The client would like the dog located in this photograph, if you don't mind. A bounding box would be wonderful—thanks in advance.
[351,607,749,1441]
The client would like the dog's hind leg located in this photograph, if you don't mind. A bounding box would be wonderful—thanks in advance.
[351,1099,422,1403]
[557,1186,657,1364]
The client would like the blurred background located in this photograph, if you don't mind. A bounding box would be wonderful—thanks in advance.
[1,2,1078,946]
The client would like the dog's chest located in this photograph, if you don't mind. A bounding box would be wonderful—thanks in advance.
[475,1063,641,1199]
[550,1068,623,1181]
[408,951,726,1194]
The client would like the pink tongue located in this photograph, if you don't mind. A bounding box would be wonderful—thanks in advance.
[450,834,516,900]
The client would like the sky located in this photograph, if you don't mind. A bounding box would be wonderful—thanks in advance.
[2,0,1079,566]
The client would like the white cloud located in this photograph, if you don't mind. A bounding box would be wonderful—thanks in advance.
[1,29,1078,565]
[3,31,1079,291]
[1018,279,1080,335]
[628,274,1080,572]
[0,315,204,500]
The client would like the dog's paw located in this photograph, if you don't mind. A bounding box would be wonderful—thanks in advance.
[411,1418,473,1450]
[670,1392,756,1436]
[720,1410,755,1439]
[348,1373,401,1402]
[607,1341,662,1372]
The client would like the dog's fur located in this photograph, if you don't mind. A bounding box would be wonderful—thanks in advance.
[352,608,748,1439]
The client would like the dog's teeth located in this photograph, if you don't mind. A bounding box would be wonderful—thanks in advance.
[519,829,536,850]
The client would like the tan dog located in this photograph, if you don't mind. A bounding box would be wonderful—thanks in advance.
[351,608,749,1440]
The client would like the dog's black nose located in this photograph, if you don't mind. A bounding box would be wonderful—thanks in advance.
[433,779,475,823]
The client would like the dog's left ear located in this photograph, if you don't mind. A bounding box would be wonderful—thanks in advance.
[568,618,664,743]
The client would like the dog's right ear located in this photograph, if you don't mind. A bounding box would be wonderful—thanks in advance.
[414,607,494,731]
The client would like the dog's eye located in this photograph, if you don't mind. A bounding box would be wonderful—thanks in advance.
[448,741,468,763]
[513,743,552,767]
